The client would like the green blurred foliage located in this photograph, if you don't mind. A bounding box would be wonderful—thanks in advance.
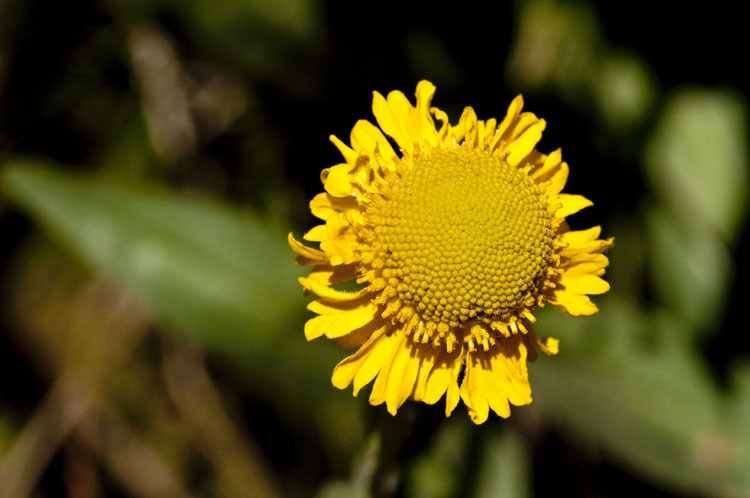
[406,418,472,498]
[473,428,530,498]
[1,0,748,497]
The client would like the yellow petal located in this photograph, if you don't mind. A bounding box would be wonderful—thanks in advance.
[556,194,594,218]
[304,302,378,340]
[486,387,511,420]
[484,357,521,418]
[562,252,610,275]
[421,355,453,404]
[323,163,355,197]
[460,335,533,424]
[432,106,451,143]
[372,90,414,152]
[496,94,525,139]
[492,94,546,166]
[535,335,559,356]
[310,193,335,220]
[460,354,491,424]
[288,233,327,266]
[422,350,462,413]
[559,226,613,259]
[565,239,614,259]
[457,107,479,146]
[319,213,358,265]
[477,118,497,148]
[368,335,401,407]
[331,326,389,392]
[350,119,398,170]
[303,224,327,242]
[525,149,547,171]
[547,162,569,194]
[497,338,532,406]
[385,335,420,415]
[330,134,358,164]
[372,81,438,153]
[305,263,358,287]
[559,273,610,295]
[504,118,546,167]
[444,377,461,417]
[414,80,439,143]
[351,329,399,395]
[410,346,438,402]
[309,192,360,221]
[298,276,368,301]
[548,289,599,316]
[531,149,569,194]
[307,294,372,314]
[560,225,602,245]
[336,317,383,349]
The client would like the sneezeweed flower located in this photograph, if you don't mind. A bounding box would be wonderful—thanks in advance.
[289,81,613,424]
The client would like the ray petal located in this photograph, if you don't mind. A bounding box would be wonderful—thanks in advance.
[304,302,379,340]
[556,194,594,218]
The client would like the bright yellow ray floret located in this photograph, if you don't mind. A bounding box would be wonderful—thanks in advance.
[290,80,613,424]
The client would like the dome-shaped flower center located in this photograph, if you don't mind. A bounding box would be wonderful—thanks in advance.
[370,147,555,328]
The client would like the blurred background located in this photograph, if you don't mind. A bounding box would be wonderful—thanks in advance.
[1,0,748,496]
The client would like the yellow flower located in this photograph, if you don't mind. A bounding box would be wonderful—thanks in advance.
[289,81,613,424]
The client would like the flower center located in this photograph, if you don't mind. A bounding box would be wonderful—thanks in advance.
[369,147,555,329]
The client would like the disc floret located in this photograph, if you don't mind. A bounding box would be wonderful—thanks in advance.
[361,146,557,352]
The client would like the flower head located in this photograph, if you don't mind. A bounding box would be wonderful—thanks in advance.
[289,81,613,424]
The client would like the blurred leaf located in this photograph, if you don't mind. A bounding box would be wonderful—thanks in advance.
[406,418,470,498]
[0,410,17,455]
[646,205,731,332]
[0,160,346,417]
[474,427,530,498]
[1,160,301,351]
[507,0,602,96]
[112,0,319,40]
[533,306,749,497]
[97,102,161,178]
[646,89,749,242]
[726,363,750,496]
[316,434,379,498]
[592,51,656,131]
[107,0,322,91]
[535,295,650,363]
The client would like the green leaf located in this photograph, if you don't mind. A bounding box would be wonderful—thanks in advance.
[0,410,18,456]
[316,434,379,498]
[111,0,322,87]
[474,428,530,498]
[406,418,471,498]
[643,89,748,333]
[645,89,749,243]
[726,363,750,495]
[592,51,655,130]
[532,308,749,497]
[507,0,602,96]
[0,160,344,416]
[646,206,731,332]
[536,295,653,364]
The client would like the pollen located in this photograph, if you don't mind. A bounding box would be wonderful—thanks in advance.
[366,146,555,333]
